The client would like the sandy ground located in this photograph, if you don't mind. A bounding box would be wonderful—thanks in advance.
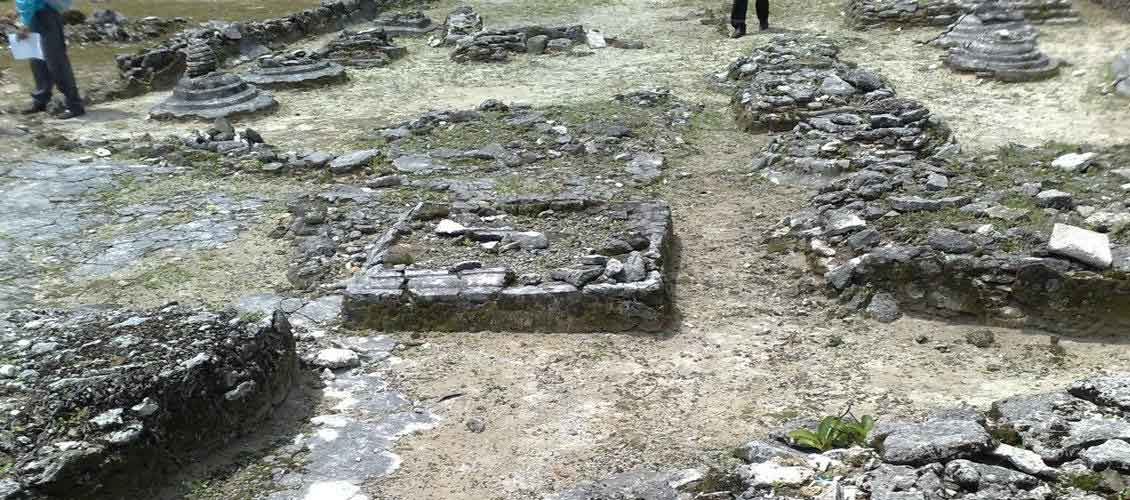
[1,0,1128,498]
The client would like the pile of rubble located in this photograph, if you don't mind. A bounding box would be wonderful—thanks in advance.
[552,373,1130,500]
[428,5,484,46]
[0,306,298,499]
[775,141,1130,332]
[319,28,408,68]
[1112,50,1130,98]
[729,34,956,174]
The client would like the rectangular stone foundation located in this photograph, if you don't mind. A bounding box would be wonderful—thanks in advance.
[342,199,675,333]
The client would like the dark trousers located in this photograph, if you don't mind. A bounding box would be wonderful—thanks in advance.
[731,0,770,28]
[29,7,83,112]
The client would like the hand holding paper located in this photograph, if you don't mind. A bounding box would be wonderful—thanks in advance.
[8,32,44,60]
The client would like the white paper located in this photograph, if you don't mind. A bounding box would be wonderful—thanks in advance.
[8,33,44,61]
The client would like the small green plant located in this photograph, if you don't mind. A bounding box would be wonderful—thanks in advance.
[1065,471,1104,492]
[788,414,876,452]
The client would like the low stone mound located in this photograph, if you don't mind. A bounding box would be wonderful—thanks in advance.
[319,28,408,68]
[846,0,964,29]
[342,198,675,333]
[450,25,586,63]
[371,10,437,37]
[244,51,348,88]
[150,72,278,121]
[1112,49,1130,98]
[0,307,298,499]
[930,2,1036,49]
[554,373,1130,500]
[776,144,1130,333]
[944,28,1060,81]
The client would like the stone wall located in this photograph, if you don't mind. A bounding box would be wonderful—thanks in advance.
[0,307,298,498]
[343,198,675,333]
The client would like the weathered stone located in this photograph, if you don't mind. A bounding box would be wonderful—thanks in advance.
[966,329,995,347]
[1035,189,1074,209]
[866,292,902,323]
[1048,223,1112,269]
[927,228,976,254]
[733,439,809,463]
[314,348,360,369]
[1069,373,1130,411]
[329,149,380,174]
[623,252,648,283]
[991,443,1059,478]
[823,210,867,236]
[925,172,949,191]
[1079,439,1130,472]
[878,419,993,465]
[1051,152,1098,172]
[551,266,605,287]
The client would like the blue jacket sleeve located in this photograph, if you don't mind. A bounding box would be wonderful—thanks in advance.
[16,0,45,27]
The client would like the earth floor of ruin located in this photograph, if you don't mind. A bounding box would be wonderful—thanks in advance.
[1,0,1129,499]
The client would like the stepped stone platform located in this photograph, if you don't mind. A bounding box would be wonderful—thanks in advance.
[319,29,408,68]
[0,307,298,499]
[150,73,278,121]
[342,198,674,332]
[244,51,348,88]
[930,1,1036,48]
[964,0,1080,22]
[370,11,438,37]
[944,28,1060,82]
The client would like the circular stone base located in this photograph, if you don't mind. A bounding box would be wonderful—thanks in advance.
[150,73,279,121]
[243,61,348,89]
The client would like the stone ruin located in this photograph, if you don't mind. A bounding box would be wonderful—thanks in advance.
[551,373,1130,500]
[184,40,219,78]
[243,50,348,89]
[451,24,585,62]
[726,34,956,167]
[846,0,964,28]
[341,198,674,332]
[730,35,1130,333]
[929,1,1036,48]
[370,10,437,37]
[845,0,1078,29]
[943,27,1060,82]
[964,0,1080,23]
[0,307,297,499]
[1112,49,1130,98]
[150,72,278,121]
[429,5,484,46]
[111,0,412,99]
[319,29,408,68]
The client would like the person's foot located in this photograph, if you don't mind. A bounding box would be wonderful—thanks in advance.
[20,103,47,115]
[57,109,85,120]
[760,22,770,31]
[731,23,747,38]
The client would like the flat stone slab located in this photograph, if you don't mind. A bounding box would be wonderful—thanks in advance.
[244,58,347,88]
[343,198,675,332]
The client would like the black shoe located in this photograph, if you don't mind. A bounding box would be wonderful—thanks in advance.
[760,22,770,31]
[731,23,747,38]
[57,109,85,120]
[20,103,47,115]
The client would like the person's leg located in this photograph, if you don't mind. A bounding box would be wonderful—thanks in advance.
[35,8,84,116]
[731,0,749,37]
[756,0,770,30]
[25,58,53,113]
